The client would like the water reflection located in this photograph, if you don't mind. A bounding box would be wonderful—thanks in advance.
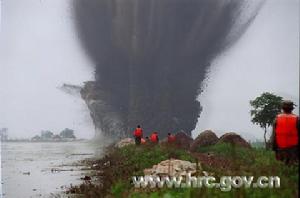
[1,141,104,197]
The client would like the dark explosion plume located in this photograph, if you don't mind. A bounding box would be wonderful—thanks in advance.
[74,0,262,139]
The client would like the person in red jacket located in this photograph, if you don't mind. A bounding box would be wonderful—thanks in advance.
[271,100,299,164]
[150,132,159,143]
[167,133,176,143]
[133,125,143,145]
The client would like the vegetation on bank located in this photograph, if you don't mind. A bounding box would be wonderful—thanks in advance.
[249,92,283,147]
[69,143,298,198]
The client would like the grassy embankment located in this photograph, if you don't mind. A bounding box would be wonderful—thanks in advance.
[69,143,298,198]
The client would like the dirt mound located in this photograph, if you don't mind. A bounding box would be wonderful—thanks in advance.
[190,130,219,151]
[174,131,193,149]
[218,132,251,148]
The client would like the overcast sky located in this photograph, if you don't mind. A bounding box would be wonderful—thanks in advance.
[0,0,95,139]
[192,0,299,140]
[0,0,299,140]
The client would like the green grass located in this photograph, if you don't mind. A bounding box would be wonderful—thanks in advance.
[132,143,299,198]
[71,143,298,197]
[122,143,298,198]
[106,144,195,197]
[250,141,265,148]
[117,144,195,175]
[111,180,131,198]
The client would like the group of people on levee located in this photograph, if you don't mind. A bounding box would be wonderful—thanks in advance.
[133,100,299,165]
[133,125,176,145]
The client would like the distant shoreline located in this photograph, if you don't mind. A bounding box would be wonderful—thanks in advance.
[1,139,88,143]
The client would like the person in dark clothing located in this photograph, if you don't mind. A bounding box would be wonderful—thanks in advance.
[145,136,149,142]
[271,100,299,165]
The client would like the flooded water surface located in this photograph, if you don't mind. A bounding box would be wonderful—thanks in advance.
[1,141,104,198]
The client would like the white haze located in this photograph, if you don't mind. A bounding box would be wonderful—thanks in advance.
[0,0,95,139]
[0,0,299,141]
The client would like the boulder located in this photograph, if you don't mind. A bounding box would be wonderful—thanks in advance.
[218,132,251,148]
[190,130,219,152]
[143,159,197,177]
[174,131,193,149]
[115,138,135,148]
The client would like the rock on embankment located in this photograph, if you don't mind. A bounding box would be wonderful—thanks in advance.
[144,159,197,177]
[115,138,135,148]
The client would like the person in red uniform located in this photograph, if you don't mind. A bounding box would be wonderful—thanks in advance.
[271,100,299,165]
[167,133,176,143]
[133,125,143,145]
[150,132,159,143]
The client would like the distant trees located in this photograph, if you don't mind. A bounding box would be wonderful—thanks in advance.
[32,135,41,141]
[41,130,54,140]
[250,92,283,148]
[59,128,76,139]
[31,128,76,141]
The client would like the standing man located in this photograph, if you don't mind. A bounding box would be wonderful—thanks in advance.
[133,125,143,145]
[272,100,299,165]
[167,133,176,143]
